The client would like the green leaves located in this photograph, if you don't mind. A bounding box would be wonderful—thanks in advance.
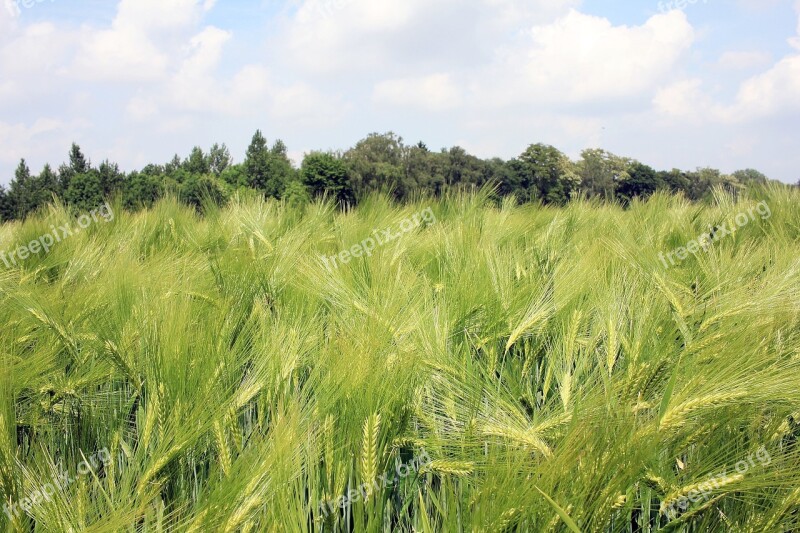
[535,486,582,533]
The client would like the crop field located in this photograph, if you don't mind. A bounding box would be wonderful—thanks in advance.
[1,186,800,532]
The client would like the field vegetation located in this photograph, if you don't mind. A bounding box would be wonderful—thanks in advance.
[1,185,800,531]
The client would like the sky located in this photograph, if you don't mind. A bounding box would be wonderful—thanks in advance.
[0,0,799,185]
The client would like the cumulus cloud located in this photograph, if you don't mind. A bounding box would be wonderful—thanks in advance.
[727,56,800,120]
[373,73,463,111]
[652,3,800,124]
[282,0,579,74]
[72,0,217,82]
[721,3,800,120]
[653,79,708,120]
[0,117,88,171]
[717,51,772,70]
[113,0,217,32]
[364,9,696,112]
[517,10,695,104]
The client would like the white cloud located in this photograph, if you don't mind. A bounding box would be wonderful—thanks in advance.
[0,118,88,169]
[126,95,159,122]
[518,10,695,104]
[358,8,695,113]
[282,0,579,74]
[0,21,76,109]
[156,31,344,121]
[653,79,708,120]
[74,27,169,82]
[717,51,772,70]
[720,4,800,120]
[373,73,463,111]
[113,0,216,33]
[73,0,217,82]
[727,55,800,120]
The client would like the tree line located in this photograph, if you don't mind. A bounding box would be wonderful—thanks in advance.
[0,130,785,220]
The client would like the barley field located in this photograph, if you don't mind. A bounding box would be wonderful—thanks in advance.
[1,186,800,532]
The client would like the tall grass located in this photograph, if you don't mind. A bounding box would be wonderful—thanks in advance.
[1,185,800,531]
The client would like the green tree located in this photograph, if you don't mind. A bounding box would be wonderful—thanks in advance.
[141,163,165,176]
[283,179,311,208]
[244,131,292,198]
[185,146,210,175]
[516,144,580,205]
[165,154,183,175]
[343,132,405,198]
[180,175,228,211]
[577,149,631,200]
[58,143,91,194]
[444,146,486,191]
[123,171,162,210]
[483,157,517,200]
[0,185,11,221]
[9,159,35,218]
[301,152,353,204]
[268,140,295,196]
[684,167,732,201]
[617,162,662,202]
[657,169,691,196]
[405,143,445,197]
[220,163,247,187]
[208,143,231,176]
[69,142,90,173]
[65,171,104,211]
[97,160,125,197]
[31,164,59,210]
[732,169,769,185]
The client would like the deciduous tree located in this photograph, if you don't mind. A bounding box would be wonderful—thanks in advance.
[301,152,353,205]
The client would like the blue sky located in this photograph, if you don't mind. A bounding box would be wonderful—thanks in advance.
[1,0,799,184]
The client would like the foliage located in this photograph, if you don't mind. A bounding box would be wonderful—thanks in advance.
[0,184,10,221]
[64,170,105,211]
[243,130,294,199]
[0,135,786,223]
[343,132,406,198]
[301,152,354,205]
[577,148,631,200]
[57,142,91,195]
[123,171,162,210]
[97,160,126,198]
[283,179,312,208]
[618,162,662,202]
[208,143,232,177]
[516,143,581,205]
[184,146,210,176]
[179,173,228,211]
[732,168,769,185]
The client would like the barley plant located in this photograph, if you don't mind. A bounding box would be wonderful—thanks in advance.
[1,184,800,532]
